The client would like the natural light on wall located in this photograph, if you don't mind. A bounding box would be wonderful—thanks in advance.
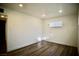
[49,21,63,28]
[37,36,49,41]
[42,37,49,40]
[37,37,42,41]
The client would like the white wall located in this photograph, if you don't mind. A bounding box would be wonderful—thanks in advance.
[43,14,77,47]
[6,9,42,52]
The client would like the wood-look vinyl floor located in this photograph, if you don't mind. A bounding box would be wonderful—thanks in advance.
[0,40,78,56]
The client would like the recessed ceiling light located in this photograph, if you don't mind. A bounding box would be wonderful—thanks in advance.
[18,4,23,7]
[59,10,63,13]
[1,15,5,18]
[42,14,46,17]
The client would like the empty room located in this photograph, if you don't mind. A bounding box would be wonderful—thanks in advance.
[0,3,79,56]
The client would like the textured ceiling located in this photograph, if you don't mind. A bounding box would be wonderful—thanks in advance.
[0,3,78,19]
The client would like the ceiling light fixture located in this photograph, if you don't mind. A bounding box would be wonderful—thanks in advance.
[58,9,63,13]
[42,14,46,17]
[1,15,5,18]
[18,4,23,7]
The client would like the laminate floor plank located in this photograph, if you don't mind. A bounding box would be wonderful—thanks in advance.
[0,40,78,56]
[22,41,50,56]
[40,45,59,56]
[53,45,65,56]
[60,46,73,56]
[30,45,50,56]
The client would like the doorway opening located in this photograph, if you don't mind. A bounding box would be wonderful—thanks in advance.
[0,18,7,54]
